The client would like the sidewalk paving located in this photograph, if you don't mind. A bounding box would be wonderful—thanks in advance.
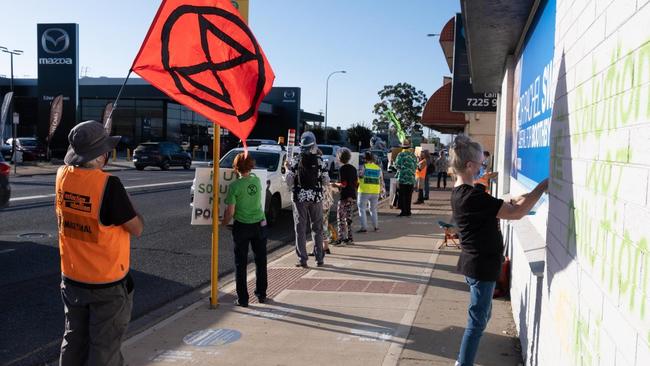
[123,188,523,366]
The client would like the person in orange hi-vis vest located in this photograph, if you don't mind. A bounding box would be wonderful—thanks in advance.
[55,121,143,366]
[414,150,428,204]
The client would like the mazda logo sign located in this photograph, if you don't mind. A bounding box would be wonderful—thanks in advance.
[283,90,295,99]
[41,28,70,54]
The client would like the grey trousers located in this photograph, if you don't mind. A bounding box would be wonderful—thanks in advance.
[60,279,133,366]
[293,201,325,264]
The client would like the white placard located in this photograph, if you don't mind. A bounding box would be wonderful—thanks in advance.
[191,167,267,225]
[350,152,359,169]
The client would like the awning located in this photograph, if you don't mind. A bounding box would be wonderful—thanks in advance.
[460,0,535,92]
[421,82,467,134]
[439,17,455,72]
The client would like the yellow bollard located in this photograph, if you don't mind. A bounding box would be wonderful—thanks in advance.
[112,148,117,162]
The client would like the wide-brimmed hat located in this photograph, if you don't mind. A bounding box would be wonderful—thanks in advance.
[400,139,411,148]
[64,120,121,165]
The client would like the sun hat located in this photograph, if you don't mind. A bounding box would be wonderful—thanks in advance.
[64,120,121,165]
[400,139,411,148]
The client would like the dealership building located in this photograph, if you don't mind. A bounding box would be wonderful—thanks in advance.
[0,23,322,156]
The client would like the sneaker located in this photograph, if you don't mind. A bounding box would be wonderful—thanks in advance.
[356,229,367,233]
[257,296,267,304]
[316,262,324,267]
[234,299,248,307]
[295,261,308,268]
[344,239,354,245]
[332,240,345,246]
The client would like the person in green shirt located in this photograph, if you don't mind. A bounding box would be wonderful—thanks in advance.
[222,152,267,307]
[395,140,417,217]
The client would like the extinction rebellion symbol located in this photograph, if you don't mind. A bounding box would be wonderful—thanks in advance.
[161,6,267,123]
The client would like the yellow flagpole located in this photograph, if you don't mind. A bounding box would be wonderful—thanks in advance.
[210,0,250,309]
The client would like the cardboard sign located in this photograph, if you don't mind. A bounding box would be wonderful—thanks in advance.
[191,167,267,225]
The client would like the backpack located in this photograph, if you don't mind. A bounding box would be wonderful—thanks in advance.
[295,153,321,191]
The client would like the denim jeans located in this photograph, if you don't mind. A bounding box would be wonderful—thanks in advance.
[423,173,431,199]
[457,277,496,366]
[357,193,379,230]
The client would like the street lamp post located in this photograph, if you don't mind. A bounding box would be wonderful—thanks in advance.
[1,46,24,171]
[324,70,346,142]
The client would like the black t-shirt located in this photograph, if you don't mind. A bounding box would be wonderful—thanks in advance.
[100,176,137,226]
[451,184,504,281]
[339,164,358,200]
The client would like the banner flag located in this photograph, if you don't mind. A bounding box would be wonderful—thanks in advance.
[47,95,64,141]
[101,102,114,135]
[132,0,275,142]
[0,92,13,141]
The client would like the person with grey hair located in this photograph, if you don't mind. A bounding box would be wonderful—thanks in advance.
[284,131,330,267]
[331,147,358,244]
[449,135,547,366]
[55,120,143,366]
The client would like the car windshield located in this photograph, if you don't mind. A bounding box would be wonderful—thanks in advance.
[319,146,333,155]
[220,150,280,171]
[19,139,39,147]
[136,143,159,152]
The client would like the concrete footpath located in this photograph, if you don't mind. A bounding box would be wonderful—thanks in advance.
[123,189,522,366]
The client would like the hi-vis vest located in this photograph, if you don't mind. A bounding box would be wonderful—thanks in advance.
[358,163,381,194]
[55,166,130,284]
[416,159,427,179]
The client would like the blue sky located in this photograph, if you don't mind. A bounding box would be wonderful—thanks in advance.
[0,0,459,132]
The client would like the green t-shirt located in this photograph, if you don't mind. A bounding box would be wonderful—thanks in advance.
[225,175,266,224]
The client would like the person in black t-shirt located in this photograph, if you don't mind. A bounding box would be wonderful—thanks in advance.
[331,147,358,245]
[449,135,547,366]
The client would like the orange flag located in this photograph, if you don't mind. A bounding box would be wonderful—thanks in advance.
[132,0,275,141]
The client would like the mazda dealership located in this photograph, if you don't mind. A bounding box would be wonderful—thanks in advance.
[0,23,323,157]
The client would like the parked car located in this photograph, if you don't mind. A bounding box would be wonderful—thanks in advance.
[5,137,47,161]
[133,142,192,170]
[1,142,12,160]
[317,144,341,176]
[190,145,292,225]
[0,154,10,208]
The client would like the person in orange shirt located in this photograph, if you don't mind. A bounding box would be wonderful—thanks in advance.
[414,150,428,204]
[55,121,143,366]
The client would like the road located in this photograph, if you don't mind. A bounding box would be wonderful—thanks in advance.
[0,167,295,366]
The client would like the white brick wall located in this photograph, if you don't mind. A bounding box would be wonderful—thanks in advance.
[497,0,650,364]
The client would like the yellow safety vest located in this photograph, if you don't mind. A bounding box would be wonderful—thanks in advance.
[55,166,131,284]
[358,163,381,194]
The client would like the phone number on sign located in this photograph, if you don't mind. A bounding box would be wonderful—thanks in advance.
[466,98,497,107]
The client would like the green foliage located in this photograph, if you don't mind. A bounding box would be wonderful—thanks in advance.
[372,82,427,133]
[347,123,373,150]
[327,128,342,142]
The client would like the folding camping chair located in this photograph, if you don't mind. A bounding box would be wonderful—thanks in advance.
[437,220,460,249]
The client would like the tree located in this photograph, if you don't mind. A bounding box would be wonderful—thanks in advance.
[372,82,427,134]
[306,125,325,142]
[347,123,373,151]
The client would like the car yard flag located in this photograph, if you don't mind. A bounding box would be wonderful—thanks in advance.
[131,0,275,142]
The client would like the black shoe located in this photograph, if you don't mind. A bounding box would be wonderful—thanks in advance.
[295,261,308,268]
[373,227,379,232]
[257,296,267,304]
[234,299,248,307]
[324,248,331,254]
[332,240,344,246]
[356,229,367,233]
[316,262,324,267]
[344,239,354,245]
[308,252,315,256]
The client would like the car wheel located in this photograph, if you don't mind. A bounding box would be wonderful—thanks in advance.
[135,164,145,171]
[266,194,282,226]
[183,160,191,170]
[160,160,170,170]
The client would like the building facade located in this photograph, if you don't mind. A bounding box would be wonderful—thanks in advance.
[462,0,650,364]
